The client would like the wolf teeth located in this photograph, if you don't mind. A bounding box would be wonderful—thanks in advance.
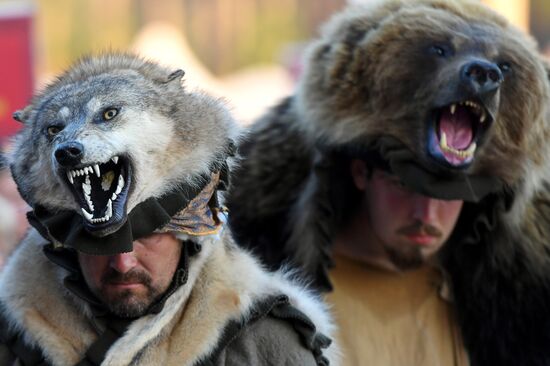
[115,175,124,195]
[83,175,94,211]
[450,104,456,114]
[85,196,94,212]
[67,157,123,225]
[81,208,94,222]
[106,199,113,219]
[68,157,119,182]
[82,180,91,195]
[90,199,113,224]
[85,194,94,212]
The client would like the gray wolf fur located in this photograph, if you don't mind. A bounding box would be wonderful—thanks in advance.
[1,53,338,365]
[10,53,237,237]
[227,1,550,365]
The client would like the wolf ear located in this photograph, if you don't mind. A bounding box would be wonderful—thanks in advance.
[12,111,23,122]
[165,69,185,83]
[13,106,31,124]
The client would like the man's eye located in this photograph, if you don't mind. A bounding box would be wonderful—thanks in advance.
[389,178,408,189]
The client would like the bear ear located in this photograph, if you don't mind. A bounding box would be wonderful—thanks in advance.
[165,69,185,83]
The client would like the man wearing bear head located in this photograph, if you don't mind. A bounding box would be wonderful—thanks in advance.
[325,154,467,365]
[227,1,550,365]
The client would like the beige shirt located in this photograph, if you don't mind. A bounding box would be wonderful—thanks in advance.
[326,255,469,366]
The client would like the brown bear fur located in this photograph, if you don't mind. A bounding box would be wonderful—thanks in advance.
[228,1,550,365]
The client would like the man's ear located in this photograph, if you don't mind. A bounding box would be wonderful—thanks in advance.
[350,159,368,191]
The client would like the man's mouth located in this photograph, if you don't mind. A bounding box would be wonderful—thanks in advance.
[405,233,437,246]
[427,100,492,168]
[103,269,151,290]
[107,282,144,290]
[63,156,131,234]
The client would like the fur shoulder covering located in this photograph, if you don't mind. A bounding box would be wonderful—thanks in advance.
[0,229,338,366]
[227,1,550,364]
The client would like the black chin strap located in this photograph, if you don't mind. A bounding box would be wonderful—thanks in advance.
[27,176,211,255]
[342,135,507,202]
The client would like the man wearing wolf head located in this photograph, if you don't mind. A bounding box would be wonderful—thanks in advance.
[0,53,338,366]
[227,0,550,365]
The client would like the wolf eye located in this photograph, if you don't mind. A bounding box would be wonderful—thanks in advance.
[46,125,63,136]
[103,108,119,121]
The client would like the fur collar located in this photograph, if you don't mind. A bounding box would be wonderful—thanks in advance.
[0,228,338,365]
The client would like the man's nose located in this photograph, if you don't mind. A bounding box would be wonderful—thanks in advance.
[109,252,138,274]
[411,195,438,222]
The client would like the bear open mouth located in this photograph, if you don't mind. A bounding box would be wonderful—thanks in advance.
[63,156,132,233]
[427,100,492,168]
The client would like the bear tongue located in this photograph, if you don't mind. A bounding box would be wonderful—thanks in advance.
[439,108,473,150]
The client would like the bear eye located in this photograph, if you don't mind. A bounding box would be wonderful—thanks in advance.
[428,44,452,58]
[47,125,63,136]
[498,62,511,73]
[103,108,119,121]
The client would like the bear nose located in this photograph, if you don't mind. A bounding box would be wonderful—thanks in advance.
[54,142,84,167]
[460,60,503,96]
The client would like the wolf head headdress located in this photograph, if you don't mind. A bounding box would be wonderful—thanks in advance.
[10,53,238,255]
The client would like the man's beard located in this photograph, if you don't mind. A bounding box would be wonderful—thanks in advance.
[385,245,424,271]
[99,269,163,318]
[386,220,443,270]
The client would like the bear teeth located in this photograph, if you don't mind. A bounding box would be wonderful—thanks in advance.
[440,132,477,158]
[457,100,487,124]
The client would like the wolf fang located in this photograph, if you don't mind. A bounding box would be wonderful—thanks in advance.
[66,156,126,224]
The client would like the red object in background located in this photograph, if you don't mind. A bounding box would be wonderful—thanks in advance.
[0,2,34,143]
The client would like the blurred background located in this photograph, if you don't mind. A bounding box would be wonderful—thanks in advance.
[0,0,548,268]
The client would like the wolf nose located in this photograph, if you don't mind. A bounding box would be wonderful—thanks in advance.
[55,142,84,167]
[460,60,503,96]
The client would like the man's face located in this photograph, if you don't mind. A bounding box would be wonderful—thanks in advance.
[78,233,182,318]
[351,160,463,270]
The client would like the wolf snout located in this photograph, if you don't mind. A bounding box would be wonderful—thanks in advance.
[55,141,84,167]
[460,60,503,96]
